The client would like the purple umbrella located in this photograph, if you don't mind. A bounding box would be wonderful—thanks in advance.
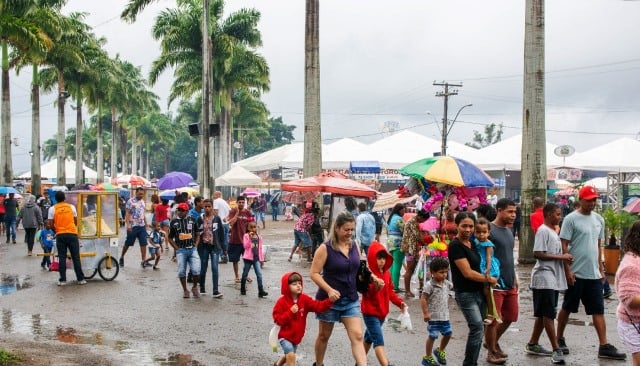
[157,172,195,190]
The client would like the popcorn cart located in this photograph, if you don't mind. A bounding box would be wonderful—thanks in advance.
[66,191,121,281]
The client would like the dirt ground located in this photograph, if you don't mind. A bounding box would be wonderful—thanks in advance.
[0,217,631,365]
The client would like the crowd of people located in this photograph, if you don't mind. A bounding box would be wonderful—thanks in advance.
[5,184,640,365]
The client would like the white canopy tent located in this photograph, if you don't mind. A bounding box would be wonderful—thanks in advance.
[566,137,640,172]
[472,134,566,170]
[366,130,477,169]
[215,166,262,186]
[18,158,100,183]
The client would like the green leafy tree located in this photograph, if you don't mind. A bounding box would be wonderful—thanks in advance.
[465,122,504,149]
[242,116,295,157]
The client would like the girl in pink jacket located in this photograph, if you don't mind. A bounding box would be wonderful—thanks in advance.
[240,221,268,298]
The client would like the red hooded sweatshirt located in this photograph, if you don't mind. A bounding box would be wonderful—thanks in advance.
[272,271,333,345]
[361,242,405,320]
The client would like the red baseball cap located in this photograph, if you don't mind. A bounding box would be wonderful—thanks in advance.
[177,203,189,211]
[578,185,599,200]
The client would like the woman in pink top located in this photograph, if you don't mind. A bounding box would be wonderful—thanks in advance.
[616,221,640,365]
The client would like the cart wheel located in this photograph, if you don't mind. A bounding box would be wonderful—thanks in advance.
[97,256,119,281]
[84,268,98,280]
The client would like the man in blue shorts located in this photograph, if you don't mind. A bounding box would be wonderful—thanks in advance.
[556,186,625,360]
[120,187,149,268]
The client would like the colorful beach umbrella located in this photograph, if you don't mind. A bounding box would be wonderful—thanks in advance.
[399,156,494,187]
[623,198,640,214]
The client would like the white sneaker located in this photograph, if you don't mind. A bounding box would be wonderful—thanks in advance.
[77,280,87,285]
[57,281,67,286]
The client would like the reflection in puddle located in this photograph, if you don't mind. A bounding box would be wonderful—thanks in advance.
[1,309,200,364]
[0,273,32,296]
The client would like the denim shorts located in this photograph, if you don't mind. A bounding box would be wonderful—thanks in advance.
[427,320,453,339]
[561,277,604,315]
[177,247,200,278]
[148,247,158,255]
[125,226,148,246]
[363,314,385,347]
[279,338,297,355]
[316,297,361,323]
[294,230,312,249]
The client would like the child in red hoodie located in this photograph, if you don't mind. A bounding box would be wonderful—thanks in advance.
[361,241,407,365]
[272,272,334,366]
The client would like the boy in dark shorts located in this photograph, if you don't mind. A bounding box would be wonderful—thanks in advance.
[420,256,453,366]
[526,203,572,364]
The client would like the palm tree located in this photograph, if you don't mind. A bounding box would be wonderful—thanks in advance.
[520,0,546,263]
[39,12,91,185]
[304,0,321,178]
[0,0,53,185]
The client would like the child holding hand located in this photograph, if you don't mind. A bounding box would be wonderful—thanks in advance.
[272,272,334,366]
[361,241,407,365]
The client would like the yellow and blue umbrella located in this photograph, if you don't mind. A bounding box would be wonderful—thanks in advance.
[399,156,494,187]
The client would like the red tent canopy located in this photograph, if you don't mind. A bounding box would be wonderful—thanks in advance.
[281,172,377,198]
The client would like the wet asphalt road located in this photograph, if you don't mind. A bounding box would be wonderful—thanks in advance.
[0,219,631,365]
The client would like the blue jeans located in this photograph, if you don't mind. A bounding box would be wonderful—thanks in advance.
[4,216,16,241]
[221,223,230,257]
[56,234,84,283]
[455,291,485,366]
[271,206,278,220]
[241,259,264,291]
[198,244,220,292]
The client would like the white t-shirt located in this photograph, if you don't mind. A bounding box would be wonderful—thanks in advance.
[213,198,231,221]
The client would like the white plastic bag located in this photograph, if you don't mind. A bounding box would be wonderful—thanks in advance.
[397,307,413,331]
[268,324,280,352]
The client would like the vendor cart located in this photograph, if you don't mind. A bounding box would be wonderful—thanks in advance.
[65,191,121,281]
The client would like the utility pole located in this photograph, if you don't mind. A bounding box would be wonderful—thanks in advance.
[434,81,462,156]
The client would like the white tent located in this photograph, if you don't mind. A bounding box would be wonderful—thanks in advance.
[567,137,640,172]
[583,177,608,191]
[18,158,99,183]
[472,134,565,171]
[215,166,262,186]
[367,130,477,168]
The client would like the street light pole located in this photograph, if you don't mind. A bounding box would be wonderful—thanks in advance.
[447,103,473,141]
[434,81,463,156]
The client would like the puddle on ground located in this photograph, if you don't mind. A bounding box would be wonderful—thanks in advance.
[1,308,201,365]
[0,274,32,296]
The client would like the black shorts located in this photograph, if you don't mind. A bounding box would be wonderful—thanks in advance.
[228,243,244,262]
[561,277,604,315]
[532,288,559,319]
[0,213,4,222]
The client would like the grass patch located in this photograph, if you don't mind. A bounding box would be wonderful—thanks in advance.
[0,349,21,365]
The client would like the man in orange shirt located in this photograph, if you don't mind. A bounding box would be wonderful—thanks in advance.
[48,191,86,286]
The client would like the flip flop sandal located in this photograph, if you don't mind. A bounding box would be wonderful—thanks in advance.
[247,277,253,283]
[235,278,241,283]
[183,290,190,298]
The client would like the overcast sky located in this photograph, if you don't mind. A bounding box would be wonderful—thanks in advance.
[8,0,640,174]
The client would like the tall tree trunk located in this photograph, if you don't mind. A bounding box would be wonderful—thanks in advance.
[520,0,546,264]
[1,41,13,186]
[200,0,212,197]
[111,106,117,181]
[120,124,126,175]
[56,70,66,186]
[75,94,84,186]
[304,0,322,178]
[96,104,104,183]
[131,129,137,177]
[145,141,150,178]
[31,64,41,195]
